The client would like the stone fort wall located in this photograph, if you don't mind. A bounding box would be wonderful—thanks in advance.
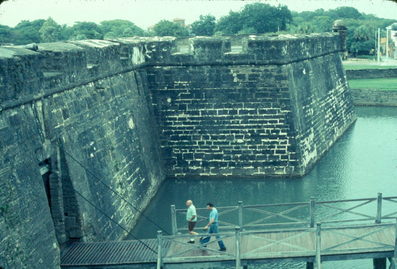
[146,33,355,177]
[0,33,355,268]
[0,40,164,268]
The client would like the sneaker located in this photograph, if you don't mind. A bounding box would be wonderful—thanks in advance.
[219,248,227,251]
[187,240,195,244]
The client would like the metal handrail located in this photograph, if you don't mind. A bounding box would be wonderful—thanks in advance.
[158,219,397,269]
[175,205,238,212]
[164,194,397,269]
[171,193,397,234]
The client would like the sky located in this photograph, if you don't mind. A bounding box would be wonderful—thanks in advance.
[0,0,396,29]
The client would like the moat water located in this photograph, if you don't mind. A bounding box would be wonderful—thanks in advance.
[130,106,397,269]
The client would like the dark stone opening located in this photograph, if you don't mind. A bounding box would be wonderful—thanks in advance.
[39,159,52,209]
[59,146,83,243]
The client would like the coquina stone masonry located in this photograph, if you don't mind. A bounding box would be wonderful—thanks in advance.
[0,33,355,268]
[146,33,356,178]
[0,40,164,268]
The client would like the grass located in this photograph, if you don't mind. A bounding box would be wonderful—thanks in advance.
[348,78,397,90]
[343,64,397,70]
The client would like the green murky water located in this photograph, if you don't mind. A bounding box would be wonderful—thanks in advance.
[131,106,397,269]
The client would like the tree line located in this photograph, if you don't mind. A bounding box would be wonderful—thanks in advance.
[0,3,395,55]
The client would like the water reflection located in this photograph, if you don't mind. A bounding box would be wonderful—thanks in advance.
[130,106,397,268]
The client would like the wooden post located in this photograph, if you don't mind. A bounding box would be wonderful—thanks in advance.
[238,201,243,228]
[157,230,163,269]
[170,204,177,235]
[375,193,382,224]
[315,223,321,269]
[235,226,241,269]
[309,198,316,228]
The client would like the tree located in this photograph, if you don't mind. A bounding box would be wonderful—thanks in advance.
[215,11,243,35]
[68,22,103,40]
[39,18,62,42]
[289,23,316,34]
[237,27,257,35]
[13,19,45,44]
[100,20,145,39]
[276,5,293,31]
[59,24,72,40]
[311,16,333,32]
[289,7,397,56]
[0,25,14,44]
[241,3,292,33]
[191,15,216,36]
[328,7,362,20]
[215,3,292,35]
[151,20,189,37]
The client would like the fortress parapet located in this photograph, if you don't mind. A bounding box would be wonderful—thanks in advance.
[0,33,342,109]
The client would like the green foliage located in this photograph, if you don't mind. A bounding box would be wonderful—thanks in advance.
[151,20,189,37]
[215,11,243,35]
[291,7,396,55]
[0,3,395,55]
[237,27,257,35]
[191,15,216,36]
[327,7,363,19]
[0,25,14,44]
[69,22,103,40]
[100,20,145,39]
[13,19,45,44]
[215,3,292,35]
[0,18,146,44]
[39,18,63,42]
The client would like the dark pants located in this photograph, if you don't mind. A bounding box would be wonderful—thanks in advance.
[188,221,196,232]
[200,223,226,250]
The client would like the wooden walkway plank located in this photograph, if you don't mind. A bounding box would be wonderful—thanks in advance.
[61,195,397,268]
[61,224,396,267]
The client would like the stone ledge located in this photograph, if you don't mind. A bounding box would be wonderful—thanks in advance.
[351,88,397,106]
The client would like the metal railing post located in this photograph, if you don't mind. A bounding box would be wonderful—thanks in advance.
[157,230,163,269]
[389,218,397,269]
[235,226,241,269]
[309,197,316,228]
[394,218,397,260]
[375,193,382,224]
[315,223,321,269]
[238,201,243,228]
[170,204,177,235]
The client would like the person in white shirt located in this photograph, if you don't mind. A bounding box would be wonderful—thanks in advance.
[186,200,198,243]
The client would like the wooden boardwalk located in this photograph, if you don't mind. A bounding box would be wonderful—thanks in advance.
[159,223,396,267]
[61,194,397,268]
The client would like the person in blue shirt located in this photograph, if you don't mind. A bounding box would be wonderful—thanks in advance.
[202,202,227,251]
